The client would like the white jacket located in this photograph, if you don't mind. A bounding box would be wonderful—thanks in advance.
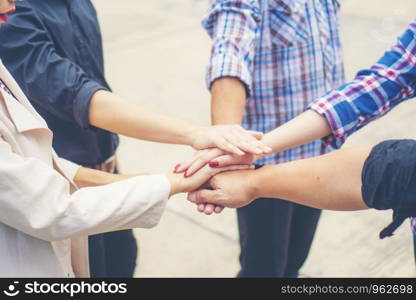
[0,61,169,277]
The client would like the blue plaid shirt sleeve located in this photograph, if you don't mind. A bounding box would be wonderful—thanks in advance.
[203,0,261,96]
[309,21,416,149]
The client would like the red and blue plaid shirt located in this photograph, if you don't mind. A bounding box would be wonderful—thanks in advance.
[310,21,416,232]
[204,0,344,165]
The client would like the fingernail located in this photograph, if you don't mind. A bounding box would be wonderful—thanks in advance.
[209,161,219,167]
[173,164,180,173]
[188,193,196,203]
[184,171,189,177]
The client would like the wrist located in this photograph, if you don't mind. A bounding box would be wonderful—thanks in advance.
[248,169,264,200]
[260,134,278,154]
[184,124,202,147]
[246,169,262,200]
[165,173,184,197]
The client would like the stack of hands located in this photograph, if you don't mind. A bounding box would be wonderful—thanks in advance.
[168,124,272,214]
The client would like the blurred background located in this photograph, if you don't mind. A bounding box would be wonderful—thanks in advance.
[92,0,416,277]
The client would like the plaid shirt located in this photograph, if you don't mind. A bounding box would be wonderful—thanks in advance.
[204,0,344,165]
[310,21,416,232]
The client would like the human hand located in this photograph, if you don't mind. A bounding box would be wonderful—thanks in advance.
[172,148,260,213]
[167,163,254,197]
[174,148,260,177]
[188,125,271,156]
[174,148,224,176]
[187,169,258,213]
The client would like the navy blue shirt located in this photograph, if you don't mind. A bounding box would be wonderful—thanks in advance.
[0,0,119,165]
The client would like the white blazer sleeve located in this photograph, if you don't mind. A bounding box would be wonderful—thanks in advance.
[0,138,170,241]
[53,152,81,181]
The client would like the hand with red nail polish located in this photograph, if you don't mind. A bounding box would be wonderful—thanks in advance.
[173,164,181,173]
[175,148,225,176]
[175,145,262,178]
[166,163,254,197]
[208,161,219,168]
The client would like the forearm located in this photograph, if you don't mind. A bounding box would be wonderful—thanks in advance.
[211,77,246,125]
[250,146,372,210]
[73,167,145,188]
[260,110,331,154]
[89,90,196,146]
[75,166,214,197]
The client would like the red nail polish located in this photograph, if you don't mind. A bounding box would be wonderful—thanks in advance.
[173,164,180,173]
[209,161,219,167]
[184,171,188,177]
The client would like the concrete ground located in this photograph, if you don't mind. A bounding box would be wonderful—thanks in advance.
[92,0,416,277]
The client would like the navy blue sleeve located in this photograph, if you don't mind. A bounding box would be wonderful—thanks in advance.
[0,3,108,129]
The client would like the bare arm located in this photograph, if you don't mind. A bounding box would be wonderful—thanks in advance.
[72,160,253,198]
[73,167,145,188]
[261,109,331,153]
[181,108,327,174]
[211,77,247,125]
[88,90,267,156]
[89,90,196,146]
[193,109,331,173]
[252,146,370,210]
[190,145,373,212]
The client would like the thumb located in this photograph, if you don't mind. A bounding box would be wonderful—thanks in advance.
[188,189,221,205]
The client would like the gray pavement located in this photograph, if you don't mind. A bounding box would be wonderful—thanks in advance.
[92,0,416,277]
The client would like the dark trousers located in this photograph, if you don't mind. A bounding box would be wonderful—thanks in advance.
[89,230,138,277]
[237,197,321,278]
